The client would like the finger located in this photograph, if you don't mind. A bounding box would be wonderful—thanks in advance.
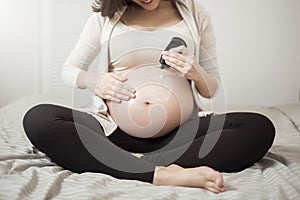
[97,83,132,101]
[163,51,187,63]
[103,94,122,103]
[114,83,136,98]
[168,45,189,54]
[116,81,136,94]
[162,55,186,68]
[107,90,132,101]
[111,74,136,93]
[111,73,128,82]
[164,59,185,74]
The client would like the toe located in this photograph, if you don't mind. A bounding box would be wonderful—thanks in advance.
[205,181,222,193]
[215,172,224,188]
[207,186,221,194]
[221,186,226,192]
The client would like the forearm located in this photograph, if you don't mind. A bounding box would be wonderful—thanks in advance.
[76,70,98,91]
[61,13,102,89]
[193,65,218,98]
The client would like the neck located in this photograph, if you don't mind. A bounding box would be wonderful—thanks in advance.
[122,0,181,27]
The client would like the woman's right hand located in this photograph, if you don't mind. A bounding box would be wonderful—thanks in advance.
[76,70,136,103]
[90,72,136,103]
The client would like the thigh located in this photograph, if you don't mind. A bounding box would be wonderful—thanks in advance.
[142,112,275,172]
[23,103,156,182]
[149,112,233,152]
[22,103,106,150]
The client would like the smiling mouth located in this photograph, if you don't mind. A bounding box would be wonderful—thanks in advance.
[141,0,153,4]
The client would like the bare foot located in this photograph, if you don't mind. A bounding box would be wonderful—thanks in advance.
[153,164,225,194]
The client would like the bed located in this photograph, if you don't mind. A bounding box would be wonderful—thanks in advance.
[1,94,300,199]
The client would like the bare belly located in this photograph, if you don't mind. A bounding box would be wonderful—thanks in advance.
[106,66,194,138]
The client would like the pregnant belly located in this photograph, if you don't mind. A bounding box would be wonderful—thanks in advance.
[107,66,194,138]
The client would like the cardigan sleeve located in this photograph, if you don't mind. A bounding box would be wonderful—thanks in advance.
[199,13,220,82]
[61,13,101,88]
[190,2,221,105]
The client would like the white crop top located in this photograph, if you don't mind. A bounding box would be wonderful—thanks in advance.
[108,20,195,73]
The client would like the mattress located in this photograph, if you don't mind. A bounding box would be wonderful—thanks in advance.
[0,94,300,200]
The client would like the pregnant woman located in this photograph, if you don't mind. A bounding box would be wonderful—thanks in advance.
[22,0,275,194]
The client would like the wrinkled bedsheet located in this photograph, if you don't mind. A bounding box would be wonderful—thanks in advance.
[0,94,299,199]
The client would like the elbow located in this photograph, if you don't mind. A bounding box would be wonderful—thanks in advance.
[201,92,214,99]
[209,77,219,98]
[61,63,81,88]
[201,76,219,99]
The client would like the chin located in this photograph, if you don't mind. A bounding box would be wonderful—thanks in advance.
[135,0,160,11]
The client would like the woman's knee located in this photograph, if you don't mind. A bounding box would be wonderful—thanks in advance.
[242,112,276,150]
[252,112,275,136]
[257,113,275,148]
[228,112,275,149]
[23,104,59,146]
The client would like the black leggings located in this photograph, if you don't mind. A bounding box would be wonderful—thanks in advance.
[22,103,275,183]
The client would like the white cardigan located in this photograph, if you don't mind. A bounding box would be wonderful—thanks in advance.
[61,0,221,136]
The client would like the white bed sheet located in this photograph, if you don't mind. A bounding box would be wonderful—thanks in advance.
[0,94,299,200]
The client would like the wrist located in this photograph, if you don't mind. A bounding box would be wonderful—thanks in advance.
[192,65,218,98]
[192,67,204,84]
[77,71,97,90]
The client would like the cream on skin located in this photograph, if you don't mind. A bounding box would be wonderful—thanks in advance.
[106,66,194,138]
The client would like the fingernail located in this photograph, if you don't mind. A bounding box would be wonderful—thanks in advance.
[162,51,167,55]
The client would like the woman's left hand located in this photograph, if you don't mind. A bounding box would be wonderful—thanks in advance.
[161,46,201,81]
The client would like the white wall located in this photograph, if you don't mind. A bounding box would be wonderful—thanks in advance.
[40,0,94,99]
[0,0,93,108]
[0,0,40,107]
[201,0,300,106]
[1,0,299,108]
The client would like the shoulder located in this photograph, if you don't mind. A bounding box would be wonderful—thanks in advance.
[88,12,105,28]
[87,12,113,28]
[89,6,126,28]
[178,0,211,23]
[193,0,211,22]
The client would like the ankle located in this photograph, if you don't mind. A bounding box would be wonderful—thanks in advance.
[153,166,167,185]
